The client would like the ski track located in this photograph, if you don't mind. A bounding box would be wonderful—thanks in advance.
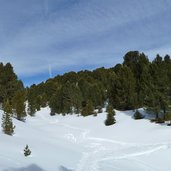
[131,158,161,171]
[76,139,169,171]
[59,123,170,171]
[35,114,170,171]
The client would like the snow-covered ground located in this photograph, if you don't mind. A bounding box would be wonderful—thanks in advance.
[0,108,171,171]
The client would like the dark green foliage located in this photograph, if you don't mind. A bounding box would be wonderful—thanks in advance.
[0,62,25,130]
[97,106,103,113]
[0,51,170,122]
[1,100,15,135]
[27,103,36,117]
[27,83,49,116]
[49,82,83,114]
[108,66,136,110]
[105,105,116,126]
[165,112,171,125]
[25,51,171,122]
[12,90,26,121]
[133,110,144,120]
[123,51,150,107]
[78,78,105,107]
[24,145,31,157]
[81,100,94,116]
[0,63,24,103]
[155,118,165,124]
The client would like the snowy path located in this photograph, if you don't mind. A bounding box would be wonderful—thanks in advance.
[77,137,169,171]
[60,123,170,171]
[78,140,169,170]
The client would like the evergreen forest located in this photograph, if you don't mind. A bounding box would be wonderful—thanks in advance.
[1,51,171,130]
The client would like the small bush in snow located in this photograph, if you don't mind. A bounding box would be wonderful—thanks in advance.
[133,110,144,120]
[155,118,165,124]
[93,111,97,117]
[24,145,31,157]
[105,105,116,126]
[96,106,103,113]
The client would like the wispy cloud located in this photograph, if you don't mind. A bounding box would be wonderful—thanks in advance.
[0,0,171,84]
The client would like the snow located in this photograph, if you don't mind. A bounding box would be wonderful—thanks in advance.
[0,107,171,171]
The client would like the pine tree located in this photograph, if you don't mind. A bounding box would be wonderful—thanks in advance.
[12,90,26,121]
[133,110,144,120]
[108,66,136,110]
[105,105,116,126]
[26,51,171,118]
[0,63,24,103]
[24,145,31,157]
[1,100,15,135]
[27,103,36,117]
[81,100,94,116]
[27,85,42,116]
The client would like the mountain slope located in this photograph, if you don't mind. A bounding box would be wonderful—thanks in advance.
[0,108,171,171]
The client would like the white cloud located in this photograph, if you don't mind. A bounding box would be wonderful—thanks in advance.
[0,0,171,81]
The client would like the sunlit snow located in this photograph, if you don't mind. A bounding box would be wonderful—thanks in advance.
[0,107,171,171]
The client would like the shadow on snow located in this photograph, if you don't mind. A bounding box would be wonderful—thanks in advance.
[3,164,74,171]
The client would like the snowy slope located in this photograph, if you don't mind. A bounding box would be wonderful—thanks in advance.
[0,108,171,171]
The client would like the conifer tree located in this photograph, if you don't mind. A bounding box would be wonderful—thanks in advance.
[1,100,15,135]
[12,90,26,121]
[108,66,136,110]
[26,50,171,118]
[27,103,36,116]
[81,100,94,116]
[105,105,116,126]
[133,110,144,120]
[0,63,24,103]
[49,89,63,115]
[27,85,39,116]
[24,145,31,157]
[165,112,171,125]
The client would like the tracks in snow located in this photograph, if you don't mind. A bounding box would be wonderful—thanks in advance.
[61,124,170,171]
[76,138,169,171]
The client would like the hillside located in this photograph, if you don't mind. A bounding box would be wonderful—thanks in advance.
[1,108,171,171]
[26,51,171,124]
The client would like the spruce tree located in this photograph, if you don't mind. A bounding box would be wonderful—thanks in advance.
[81,100,94,116]
[108,66,136,110]
[133,110,144,120]
[26,51,171,118]
[0,63,24,103]
[1,100,15,135]
[24,145,31,157]
[12,90,26,121]
[27,103,36,116]
[105,105,116,126]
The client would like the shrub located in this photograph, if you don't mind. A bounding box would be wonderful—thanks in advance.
[133,110,144,120]
[93,111,97,117]
[105,105,116,126]
[155,118,165,124]
[24,145,31,157]
[96,106,103,113]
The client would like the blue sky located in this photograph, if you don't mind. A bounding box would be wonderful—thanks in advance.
[0,0,171,86]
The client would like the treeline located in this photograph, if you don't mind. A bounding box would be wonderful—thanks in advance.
[0,63,26,135]
[0,63,26,120]
[1,51,171,133]
[26,51,171,122]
